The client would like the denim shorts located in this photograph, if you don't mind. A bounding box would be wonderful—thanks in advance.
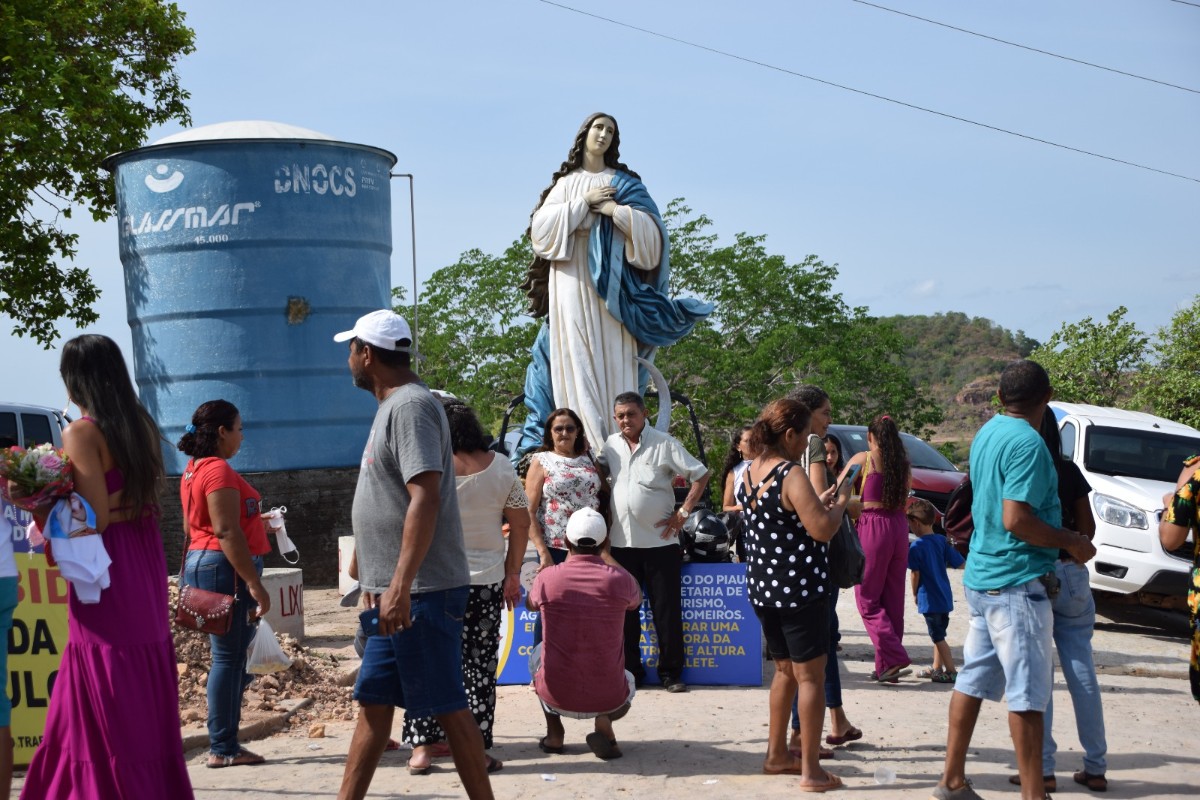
[354,586,470,718]
[955,578,1054,713]
[0,577,17,727]
[924,612,950,644]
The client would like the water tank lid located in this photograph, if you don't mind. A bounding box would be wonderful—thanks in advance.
[102,120,396,170]
[152,120,336,145]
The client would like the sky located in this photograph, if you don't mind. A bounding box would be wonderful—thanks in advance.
[5,0,1198,411]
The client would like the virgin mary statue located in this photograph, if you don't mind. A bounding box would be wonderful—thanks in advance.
[517,112,713,454]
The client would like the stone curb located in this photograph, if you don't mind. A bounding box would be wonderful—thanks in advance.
[181,697,314,753]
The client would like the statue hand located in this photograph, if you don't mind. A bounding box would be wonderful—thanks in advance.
[594,200,617,217]
[584,185,615,206]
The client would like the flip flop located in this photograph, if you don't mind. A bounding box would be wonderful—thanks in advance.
[875,665,912,683]
[1074,770,1108,792]
[207,749,266,769]
[585,732,622,760]
[486,755,504,773]
[798,771,843,793]
[538,736,565,755]
[825,727,863,746]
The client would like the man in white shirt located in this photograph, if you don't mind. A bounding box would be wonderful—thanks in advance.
[599,392,710,694]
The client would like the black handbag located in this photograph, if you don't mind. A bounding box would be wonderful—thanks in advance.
[828,513,865,589]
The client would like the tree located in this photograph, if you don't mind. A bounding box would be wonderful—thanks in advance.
[1,0,195,345]
[1136,295,1200,428]
[400,239,540,434]
[1030,306,1147,406]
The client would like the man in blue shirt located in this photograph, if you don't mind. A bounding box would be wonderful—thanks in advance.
[932,361,1096,800]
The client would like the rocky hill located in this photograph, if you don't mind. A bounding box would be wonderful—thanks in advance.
[882,312,1038,465]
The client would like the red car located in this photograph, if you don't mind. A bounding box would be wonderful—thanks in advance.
[825,424,967,519]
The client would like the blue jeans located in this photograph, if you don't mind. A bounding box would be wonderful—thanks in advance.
[956,578,1054,713]
[791,587,843,730]
[184,550,264,757]
[1044,561,1107,775]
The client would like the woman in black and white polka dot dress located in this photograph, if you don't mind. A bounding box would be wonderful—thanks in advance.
[736,397,851,792]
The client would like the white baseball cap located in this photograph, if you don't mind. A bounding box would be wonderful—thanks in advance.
[565,507,608,546]
[333,310,412,351]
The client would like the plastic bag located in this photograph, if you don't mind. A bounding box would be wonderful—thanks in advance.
[246,618,292,674]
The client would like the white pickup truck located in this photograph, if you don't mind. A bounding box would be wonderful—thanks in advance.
[1051,402,1200,599]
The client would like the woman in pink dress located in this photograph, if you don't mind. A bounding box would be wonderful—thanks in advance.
[19,335,194,798]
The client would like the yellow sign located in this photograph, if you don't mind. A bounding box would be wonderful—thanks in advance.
[9,553,69,766]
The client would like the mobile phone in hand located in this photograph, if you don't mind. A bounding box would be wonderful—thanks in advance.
[359,607,381,638]
[836,463,862,494]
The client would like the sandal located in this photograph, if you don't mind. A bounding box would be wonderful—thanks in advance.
[207,749,266,768]
[486,754,504,773]
[825,726,863,745]
[585,732,622,760]
[538,736,565,755]
[1074,770,1108,792]
[916,667,939,678]
[876,664,912,683]
[932,671,957,683]
[799,771,843,793]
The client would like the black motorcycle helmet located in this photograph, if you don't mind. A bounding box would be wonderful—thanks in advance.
[680,508,731,563]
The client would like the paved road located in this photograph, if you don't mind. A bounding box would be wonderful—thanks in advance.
[16,572,1197,799]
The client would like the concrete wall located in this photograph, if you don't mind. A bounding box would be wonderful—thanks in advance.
[159,467,358,587]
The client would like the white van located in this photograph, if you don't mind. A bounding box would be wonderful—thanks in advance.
[1052,402,1200,598]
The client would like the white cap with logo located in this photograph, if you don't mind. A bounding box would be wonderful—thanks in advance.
[333,310,412,352]
[565,507,608,547]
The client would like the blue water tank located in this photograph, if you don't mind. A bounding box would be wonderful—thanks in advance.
[103,121,397,474]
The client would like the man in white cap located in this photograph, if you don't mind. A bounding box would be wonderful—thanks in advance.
[527,507,642,760]
[332,310,494,800]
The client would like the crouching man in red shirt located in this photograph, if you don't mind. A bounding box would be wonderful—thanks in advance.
[528,507,642,759]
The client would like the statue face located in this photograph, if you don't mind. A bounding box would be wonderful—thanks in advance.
[585,116,616,158]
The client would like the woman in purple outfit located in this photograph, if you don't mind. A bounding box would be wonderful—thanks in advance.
[838,415,913,683]
[18,335,194,798]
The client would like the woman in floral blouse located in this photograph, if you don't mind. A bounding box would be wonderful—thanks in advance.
[1160,454,1200,704]
[525,407,602,570]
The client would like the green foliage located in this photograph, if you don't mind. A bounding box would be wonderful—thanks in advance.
[399,239,540,433]
[1030,306,1147,406]
[0,0,195,345]
[885,312,1038,390]
[1136,295,1200,428]
[659,201,941,464]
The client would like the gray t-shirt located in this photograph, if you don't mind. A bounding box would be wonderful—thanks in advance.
[351,382,468,594]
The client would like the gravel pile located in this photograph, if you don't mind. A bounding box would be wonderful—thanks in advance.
[171,586,356,730]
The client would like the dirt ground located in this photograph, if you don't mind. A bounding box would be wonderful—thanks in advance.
[13,577,1200,799]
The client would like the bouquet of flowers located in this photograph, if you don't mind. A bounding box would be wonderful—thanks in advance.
[0,443,74,510]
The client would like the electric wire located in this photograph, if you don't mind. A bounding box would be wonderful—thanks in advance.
[1168,0,1200,9]
[533,0,1200,185]
[851,0,1199,95]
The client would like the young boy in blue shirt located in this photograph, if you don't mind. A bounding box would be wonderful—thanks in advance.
[907,498,965,682]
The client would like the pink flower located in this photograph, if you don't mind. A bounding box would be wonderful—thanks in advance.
[38,453,64,473]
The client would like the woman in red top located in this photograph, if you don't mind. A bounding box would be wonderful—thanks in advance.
[178,399,272,768]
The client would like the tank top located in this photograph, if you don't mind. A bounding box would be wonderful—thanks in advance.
[736,461,828,609]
